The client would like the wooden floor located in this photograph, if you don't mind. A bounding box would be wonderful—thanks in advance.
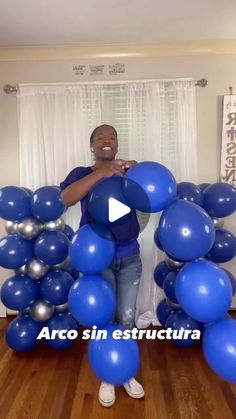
[0,317,236,419]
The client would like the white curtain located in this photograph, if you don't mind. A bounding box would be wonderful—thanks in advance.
[17,79,198,326]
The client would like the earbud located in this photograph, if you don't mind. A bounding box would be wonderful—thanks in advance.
[91,147,94,152]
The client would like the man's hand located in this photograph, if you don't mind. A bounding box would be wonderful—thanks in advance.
[123,160,138,170]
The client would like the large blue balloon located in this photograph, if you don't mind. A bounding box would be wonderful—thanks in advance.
[154,228,164,251]
[158,200,215,261]
[0,234,33,269]
[0,186,31,221]
[165,310,203,346]
[69,223,116,274]
[68,275,116,327]
[40,270,74,305]
[153,261,172,288]
[177,182,203,206]
[203,182,236,217]
[31,186,66,222]
[203,319,236,383]
[34,231,69,265]
[163,271,179,304]
[1,275,39,310]
[198,183,210,192]
[175,260,232,323]
[123,161,177,212]
[88,323,140,385]
[223,268,236,296]
[206,228,236,263]
[156,298,176,326]
[6,314,42,351]
[46,313,78,349]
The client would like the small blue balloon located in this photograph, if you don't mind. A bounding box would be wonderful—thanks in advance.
[0,234,33,269]
[175,260,232,323]
[0,186,31,221]
[166,310,203,346]
[88,323,140,385]
[69,223,116,274]
[177,182,203,206]
[63,224,74,240]
[68,275,116,327]
[40,271,74,305]
[46,313,78,349]
[198,183,211,192]
[34,231,69,265]
[6,314,42,352]
[156,298,176,326]
[203,182,236,217]
[163,271,179,304]
[206,228,236,263]
[153,261,172,288]
[123,161,177,212]
[203,319,236,383]
[31,186,65,222]
[1,275,40,310]
[159,200,215,261]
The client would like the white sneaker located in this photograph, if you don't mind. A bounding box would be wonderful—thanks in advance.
[123,377,145,399]
[98,382,115,407]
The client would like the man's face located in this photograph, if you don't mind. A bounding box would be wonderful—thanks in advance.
[91,126,118,161]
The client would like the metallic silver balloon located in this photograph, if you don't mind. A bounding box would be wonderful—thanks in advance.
[17,217,43,240]
[44,217,65,231]
[29,300,54,322]
[51,256,71,270]
[54,302,69,313]
[14,264,28,275]
[5,220,18,234]
[26,258,50,280]
[166,257,184,270]
[212,217,224,229]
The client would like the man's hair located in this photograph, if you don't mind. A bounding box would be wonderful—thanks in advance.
[90,124,117,144]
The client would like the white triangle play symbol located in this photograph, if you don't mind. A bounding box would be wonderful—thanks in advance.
[108,197,131,222]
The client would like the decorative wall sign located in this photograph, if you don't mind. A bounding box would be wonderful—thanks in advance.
[73,65,86,76]
[108,63,125,75]
[220,95,236,186]
[89,65,105,76]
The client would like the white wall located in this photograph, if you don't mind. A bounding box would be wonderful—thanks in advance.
[0,50,235,315]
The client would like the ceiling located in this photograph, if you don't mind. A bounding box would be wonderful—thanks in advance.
[0,0,236,47]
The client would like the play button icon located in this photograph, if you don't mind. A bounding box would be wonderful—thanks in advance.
[108,197,131,222]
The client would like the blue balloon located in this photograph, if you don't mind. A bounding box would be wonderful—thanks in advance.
[1,275,39,310]
[156,299,176,326]
[223,268,236,296]
[177,182,203,206]
[0,186,31,221]
[123,161,177,212]
[206,228,236,263]
[165,310,203,346]
[163,271,179,304]
[175,260,232,323]
[63,224,74,240]
[6,314,41,351]
[0,234,33,269]
[68,275,116,327]
[34,231,69,265]
[154,228,164,251]
[203,319,236,383]
[158,200,215,261]
[198,183,211,192]
[203,182,236,217]
[88,323,140,385]
[153,261,172,288]
[46,313,78,349]
[40,271,74,305]
[65,265,80,279]
[69,223,116,274]
[31,186,65,222]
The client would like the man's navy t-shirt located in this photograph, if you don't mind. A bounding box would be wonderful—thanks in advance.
[60,166,140,258]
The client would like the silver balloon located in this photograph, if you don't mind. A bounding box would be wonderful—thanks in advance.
[5,220,18,234]
[51,256,71,270]
[15,264,28,275]
[166,257,184,270]
[29,300,54,322]
[54,302,69,313]
[17,217,43,240]
[44,217,65,231]
[26,258,50,280]
[212,217,224,229]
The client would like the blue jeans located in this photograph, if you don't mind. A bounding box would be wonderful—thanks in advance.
[102,254,142,329]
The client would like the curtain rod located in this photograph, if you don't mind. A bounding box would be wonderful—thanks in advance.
[3,78,208,94]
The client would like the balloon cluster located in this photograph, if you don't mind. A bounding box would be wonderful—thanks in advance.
[154,181,236,383]
[0,185,79,351]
